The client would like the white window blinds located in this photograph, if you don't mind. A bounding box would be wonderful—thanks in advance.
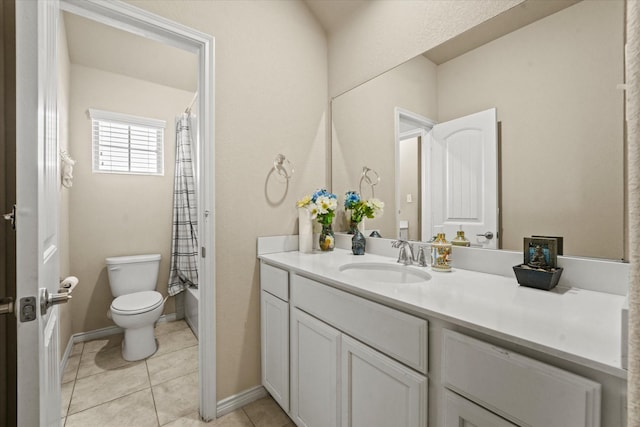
[90,109,166,176]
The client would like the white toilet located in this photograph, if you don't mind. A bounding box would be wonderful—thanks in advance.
[106,254,165,361]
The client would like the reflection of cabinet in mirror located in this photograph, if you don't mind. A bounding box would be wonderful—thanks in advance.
[396,108,498,248]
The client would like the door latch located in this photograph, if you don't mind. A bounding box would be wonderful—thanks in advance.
[3,205,15,229]
[20,297,36,322]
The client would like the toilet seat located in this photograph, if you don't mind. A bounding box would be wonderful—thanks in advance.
[111,291,163,315]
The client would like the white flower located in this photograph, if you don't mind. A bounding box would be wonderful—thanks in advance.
[316,196,336,214]
[367,198,384,214]
[307,203,319,220]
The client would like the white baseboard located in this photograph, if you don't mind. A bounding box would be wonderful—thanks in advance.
[217,385,268,418]
[59,313,177,373]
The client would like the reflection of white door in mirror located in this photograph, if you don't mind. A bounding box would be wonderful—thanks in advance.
[427,108,498,249]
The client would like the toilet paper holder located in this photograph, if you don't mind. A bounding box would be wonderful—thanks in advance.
[59,276,79,294]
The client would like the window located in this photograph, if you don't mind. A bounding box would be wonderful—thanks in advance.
[90,109,166,175]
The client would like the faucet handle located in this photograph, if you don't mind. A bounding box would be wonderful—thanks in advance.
[397,245,411,265]
[391,239,407,248]
[416,246,428,267]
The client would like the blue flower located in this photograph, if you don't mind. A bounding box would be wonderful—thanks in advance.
[311,189,336,202]
[344,191,361,209]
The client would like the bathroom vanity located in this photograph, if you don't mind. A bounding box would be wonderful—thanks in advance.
[258,238,627,427]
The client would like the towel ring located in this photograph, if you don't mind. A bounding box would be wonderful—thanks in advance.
[273,154,294,181]
[359,166,380,197]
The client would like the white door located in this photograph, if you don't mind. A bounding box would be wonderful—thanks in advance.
[341,335,427,427]
[15,1,63,426]
[426,108,498,248]
[290,308,341,427]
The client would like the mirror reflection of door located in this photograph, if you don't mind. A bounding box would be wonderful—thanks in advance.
[428,108,498,249]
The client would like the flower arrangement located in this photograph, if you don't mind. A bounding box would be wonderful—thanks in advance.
[344,190,384,226]
[297,189,338,251]
[297,189,338,226]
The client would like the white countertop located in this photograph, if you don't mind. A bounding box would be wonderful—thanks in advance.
[259,248,627,379]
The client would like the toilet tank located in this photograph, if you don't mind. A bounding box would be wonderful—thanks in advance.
[106,254,161,297]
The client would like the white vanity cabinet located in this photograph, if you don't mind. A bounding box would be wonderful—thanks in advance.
[442,330,602,427]
[341,335,427,427]
[290,273,428,427]
[260,262,290,412]
[290,308,341,427]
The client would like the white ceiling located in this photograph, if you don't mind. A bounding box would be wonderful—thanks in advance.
[62,11,198,92]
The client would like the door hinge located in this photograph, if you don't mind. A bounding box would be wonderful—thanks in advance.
[201,247,206,258]
[3,205,15,230]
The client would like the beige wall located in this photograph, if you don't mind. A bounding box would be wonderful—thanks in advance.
[437,0,624,259]
[58,13,72,358]
[68,64,195,334]
[328,0,525,97]
[123,0,328,400]
[332,55,437,237]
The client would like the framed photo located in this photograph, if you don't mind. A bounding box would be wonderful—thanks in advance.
[524,237,558,268]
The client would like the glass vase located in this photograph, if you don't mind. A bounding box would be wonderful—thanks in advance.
[351,228,366,255]
[319,224,335,251]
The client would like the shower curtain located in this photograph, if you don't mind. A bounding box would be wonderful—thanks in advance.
[168,112,199,296]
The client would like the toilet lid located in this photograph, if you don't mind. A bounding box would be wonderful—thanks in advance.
[111,291,163,315]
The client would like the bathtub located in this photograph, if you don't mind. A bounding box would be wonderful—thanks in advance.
[185,286,199,339]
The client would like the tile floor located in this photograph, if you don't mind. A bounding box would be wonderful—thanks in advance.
[61,320,294,427]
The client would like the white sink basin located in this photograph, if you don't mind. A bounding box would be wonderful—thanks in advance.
[338,262,431,284]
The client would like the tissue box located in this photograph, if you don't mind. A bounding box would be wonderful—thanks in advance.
[512,264,563,291]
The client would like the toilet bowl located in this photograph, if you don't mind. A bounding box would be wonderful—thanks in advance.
[106,254,164,361]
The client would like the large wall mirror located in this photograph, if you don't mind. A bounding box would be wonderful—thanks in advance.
[331,0,625,260]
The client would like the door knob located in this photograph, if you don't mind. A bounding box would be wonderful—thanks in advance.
[40,288,72,315]
[476,231,494,240]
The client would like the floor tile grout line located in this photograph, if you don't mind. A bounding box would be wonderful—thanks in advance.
[241,408,258,427]
[144,359,162,427]
[65,385,151,418]
[148,342,199,361]
[149,367,199,389]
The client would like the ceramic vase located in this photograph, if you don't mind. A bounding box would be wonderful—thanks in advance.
[351,228,366,255]
[298,207,313,253]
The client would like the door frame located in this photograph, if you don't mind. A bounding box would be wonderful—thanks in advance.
[0,0,16,424]
[394,108,436,242]
[58,0,217,420]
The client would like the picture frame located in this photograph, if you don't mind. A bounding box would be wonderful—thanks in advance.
[532,235,563,255]
[523,237,558,268]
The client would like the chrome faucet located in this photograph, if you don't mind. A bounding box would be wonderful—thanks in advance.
[392,240,414,265]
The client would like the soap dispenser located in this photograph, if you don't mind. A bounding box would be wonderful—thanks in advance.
[451,228,471,247]
[430,233,452,272]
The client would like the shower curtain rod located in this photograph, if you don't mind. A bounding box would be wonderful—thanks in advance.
[185,92,198,114]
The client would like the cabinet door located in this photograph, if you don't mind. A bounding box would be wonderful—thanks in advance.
[444,390,517,427]
[261,291,289,412]
[341,335,427,427]
[291,308,341,427]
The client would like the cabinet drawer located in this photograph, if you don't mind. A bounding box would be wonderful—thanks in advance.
[442,330,601,427]
[260,262,288,301]
[291,274,428,374]
[444,390,516,427]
